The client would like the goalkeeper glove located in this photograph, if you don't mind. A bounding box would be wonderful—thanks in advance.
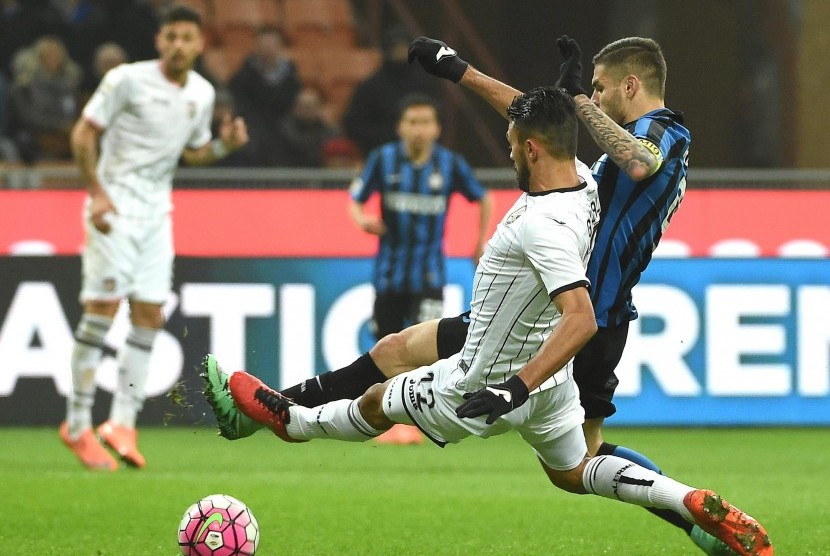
[554,35,587,97]
[455,375,530,425]
[408,36,469,83]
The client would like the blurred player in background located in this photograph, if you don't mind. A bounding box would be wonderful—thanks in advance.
[61,3,248,471]
[205,84,770,556]
[348,92,492,443]
[349,92,492,341]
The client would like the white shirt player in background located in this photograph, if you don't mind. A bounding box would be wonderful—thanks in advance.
[60,4,248,471]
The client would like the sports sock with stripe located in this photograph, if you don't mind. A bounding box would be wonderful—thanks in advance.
[285,397,386,441]
[110,325,158,428]
[280,353,386,407]
[67,313,113,439]
[583,454,694,522]
[597,442,695,533]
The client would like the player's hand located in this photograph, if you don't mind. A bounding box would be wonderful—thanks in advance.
[89,189,117,234]
[361,217,386,236]
[455,375,529,424]
[219,114,249,151]
[554,35,587,97]
[408,36,469,83]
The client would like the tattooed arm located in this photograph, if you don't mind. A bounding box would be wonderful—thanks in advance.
[573,95,661,182]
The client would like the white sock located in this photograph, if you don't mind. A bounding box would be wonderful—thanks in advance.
[110,325,158,428]
[67,314,112,439]
[285,397,385,441]
[583,455,695,522]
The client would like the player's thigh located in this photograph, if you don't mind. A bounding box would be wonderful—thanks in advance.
[80,213,138,303]
[572,321,629,419]
[130,214,173,306]
[370,318,442,377]
[513,380,587,472]
[381,355,510,446]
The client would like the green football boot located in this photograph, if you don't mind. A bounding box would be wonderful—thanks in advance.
[690,521,741,555]
[201,354,264,440]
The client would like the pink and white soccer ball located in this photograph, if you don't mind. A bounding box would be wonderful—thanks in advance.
[178,494,260,556]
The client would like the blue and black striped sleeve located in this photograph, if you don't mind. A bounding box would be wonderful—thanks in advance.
[632,115,674,166]
[350,148,383,203]
[451,153,487,201]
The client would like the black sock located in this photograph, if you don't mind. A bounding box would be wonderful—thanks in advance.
[596,441,693,534]
[279,353,387,407]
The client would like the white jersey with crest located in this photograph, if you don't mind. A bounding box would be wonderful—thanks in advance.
[456,159,599,395]
[82,60,214,217]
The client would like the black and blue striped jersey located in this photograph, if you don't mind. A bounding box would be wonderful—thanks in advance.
[588,108,691,327]
[350,141,487,294]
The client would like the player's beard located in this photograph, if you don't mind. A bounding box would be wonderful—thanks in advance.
[602,88,626,126]
[514,154,530,192]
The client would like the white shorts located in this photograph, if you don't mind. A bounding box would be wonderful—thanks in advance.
[382,354,588,471]
[80,212,173,304]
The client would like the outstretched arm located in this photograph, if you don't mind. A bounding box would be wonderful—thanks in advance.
[408,36,521,119]
[459,68,521,121]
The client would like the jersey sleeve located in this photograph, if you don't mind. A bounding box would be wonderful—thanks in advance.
[82,65,131,129]
[631,115,674,167]
[451,154,487,201]
[187,86,214,149]
[349,148,382,202]
[522,212,590,299]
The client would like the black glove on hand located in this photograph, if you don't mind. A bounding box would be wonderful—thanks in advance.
[408,36,469,83]
[554,35,587,97]
[455,375,530,425]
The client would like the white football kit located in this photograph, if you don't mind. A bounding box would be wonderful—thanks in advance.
[80,61,214,303]
[384,160,600,470]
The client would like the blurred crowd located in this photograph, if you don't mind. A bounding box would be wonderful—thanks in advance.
[0,0,436,170]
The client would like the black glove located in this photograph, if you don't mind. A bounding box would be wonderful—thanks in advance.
[455,375,530,425]
[554,35,587,97]
[408,36,469,83]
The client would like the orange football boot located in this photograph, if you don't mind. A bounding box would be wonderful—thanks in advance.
[59,421,118,471]
[684,489,773,556]
[97,420,146,468]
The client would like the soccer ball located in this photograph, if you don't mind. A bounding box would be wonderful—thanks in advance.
[178,494,260,555]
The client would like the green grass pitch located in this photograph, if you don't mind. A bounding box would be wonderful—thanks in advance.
[1,426,825,555]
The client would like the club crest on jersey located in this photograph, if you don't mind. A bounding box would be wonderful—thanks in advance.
[505,206,526,225]
[428,171,443,190]
[103,277,116,292]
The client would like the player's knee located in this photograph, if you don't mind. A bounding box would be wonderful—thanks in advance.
[128,302,165,329]
[359,382,392,430]
[369,332,407,377]
[84,300,120,319]
[540,459,589,494]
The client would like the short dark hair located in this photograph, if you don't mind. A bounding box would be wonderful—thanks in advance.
[507,86,577,159]
[160,4,202,28]
[397,93,441,123]
[593,37,666,98]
